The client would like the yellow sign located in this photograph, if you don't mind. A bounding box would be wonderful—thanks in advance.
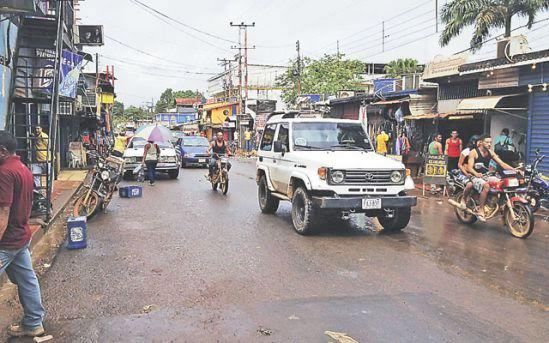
[100,93,114,104]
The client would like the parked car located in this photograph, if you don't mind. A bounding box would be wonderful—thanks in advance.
[122,137,180,180]
[176,136,210,168]
[256,112,417,235]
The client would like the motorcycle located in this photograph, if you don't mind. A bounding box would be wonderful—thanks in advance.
[209,153,230,195]
[73,154,125,219]
[448,163,535,238]
[523,149,548,212]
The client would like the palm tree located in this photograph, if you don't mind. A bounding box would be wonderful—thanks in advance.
[440,0,549,51]
[383,58,422,77]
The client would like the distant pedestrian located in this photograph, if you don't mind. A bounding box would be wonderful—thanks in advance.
[0,131,46,338]
[445,130,463,171]
[31,126,50,189]
[397,131,411,162]
[376,130,389,155]
[143,140,160,186]
[494,128,517,164]
[112,132,127,158]
[429,133,443,194]
[244,128,253,152]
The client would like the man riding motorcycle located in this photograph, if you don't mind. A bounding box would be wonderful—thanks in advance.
[207,132,232,178]
[457,135,480,209]
[466,134,516,221]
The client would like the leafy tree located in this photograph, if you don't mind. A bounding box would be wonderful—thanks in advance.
[112,105,153,127]
[383,58,423,77]
[276,54,365,106]
[112,100,124,117]
[440,0,549,51]
[155,89,203,113]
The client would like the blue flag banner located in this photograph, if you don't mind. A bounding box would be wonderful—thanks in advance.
[59,50,84,98]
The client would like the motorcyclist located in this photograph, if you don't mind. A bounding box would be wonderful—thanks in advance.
[457,135,480,209]
[467,134,515,221]
[207,132,232,178]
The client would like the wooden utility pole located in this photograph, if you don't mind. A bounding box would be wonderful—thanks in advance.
[337,40,340,56]
[296,40,302,95]
[230,22,255,104]
[217,57,237,100]
[435,0,439,32]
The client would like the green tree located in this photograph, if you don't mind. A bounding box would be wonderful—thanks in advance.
[276,54,365,106]
[155,89,203,113]
[383,58,423,77]
[440,0,549,51]
[112,100,124,117]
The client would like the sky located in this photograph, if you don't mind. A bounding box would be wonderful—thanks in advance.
[78,0,549,107]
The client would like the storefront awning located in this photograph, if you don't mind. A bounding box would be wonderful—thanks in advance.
[373,99,406,105]
[203,101,239,111]
[456,94,524,112]
[403,113,451,120]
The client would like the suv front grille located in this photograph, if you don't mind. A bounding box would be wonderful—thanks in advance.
[343,170,393,185]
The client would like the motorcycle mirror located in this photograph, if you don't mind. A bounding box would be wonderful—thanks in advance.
[475,163,487,171]
[536,148,541,155]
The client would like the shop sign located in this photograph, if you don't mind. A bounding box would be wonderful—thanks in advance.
[75,25,104,46]
[100,93,115,104]
[423,155,448,186]
[423,53,469,79]
[59,50,84,98]
[222,122,236,128]
[478,67,519,89]
[240,120,250,126]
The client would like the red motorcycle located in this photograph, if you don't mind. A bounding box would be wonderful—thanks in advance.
[449,164,534,238]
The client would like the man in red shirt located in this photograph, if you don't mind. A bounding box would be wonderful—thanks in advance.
[0,131,45,337]
[445,130,463,172]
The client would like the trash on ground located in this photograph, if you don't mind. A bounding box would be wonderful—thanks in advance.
[325,330,359,343]
[34,335,54,343]
[257,327,273,336]
[141,304,156,314]
[288,314,300,320]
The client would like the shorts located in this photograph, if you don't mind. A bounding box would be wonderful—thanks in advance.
[472,177,487,193]
[455,172,471,185]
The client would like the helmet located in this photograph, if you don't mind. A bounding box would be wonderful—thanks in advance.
[468,135,480,148]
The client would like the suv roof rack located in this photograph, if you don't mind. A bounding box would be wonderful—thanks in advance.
[266,110,322,122]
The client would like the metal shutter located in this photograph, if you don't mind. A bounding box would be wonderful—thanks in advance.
[527,93,549,174]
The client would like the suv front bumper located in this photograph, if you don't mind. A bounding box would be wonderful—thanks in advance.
[311,195,417,210]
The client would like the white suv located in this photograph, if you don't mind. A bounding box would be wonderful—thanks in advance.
[256,113,417,235]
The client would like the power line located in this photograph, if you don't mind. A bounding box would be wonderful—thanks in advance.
[98,54,217,75]
[130,0,236,44]
[128,0,230,52]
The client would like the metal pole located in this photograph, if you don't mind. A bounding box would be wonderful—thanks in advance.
[382,21,385,52]
[435,0,439,33]
[296,40,301,96]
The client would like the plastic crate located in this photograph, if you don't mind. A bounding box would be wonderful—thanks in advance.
[119,185,143,198]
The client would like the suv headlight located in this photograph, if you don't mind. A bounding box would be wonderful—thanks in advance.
[391,170,404,183]
[125,157,135,163]
[331,170,345,184]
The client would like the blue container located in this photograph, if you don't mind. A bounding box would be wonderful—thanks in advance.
[119,185,143,198]
[67,216,87,249]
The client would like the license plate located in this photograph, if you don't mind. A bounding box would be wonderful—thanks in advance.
[198,159,206,163]
[362,198,382,209]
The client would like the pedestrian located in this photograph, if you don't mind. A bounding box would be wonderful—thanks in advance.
[397,131,411,163]
[112,132,127,158]
[143,140,160,186]
[244,128,253,153]
[428,133,443,194]
[0,131,46,338]
[445,130,463,172]
[494,128,517,164]
[376,130,389,155]
[31,126,50,189]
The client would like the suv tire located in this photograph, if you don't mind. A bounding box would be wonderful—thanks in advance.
[258,175,279,213]
[378,207,411,232]
[291,187,319,235]
[168,169,179,179]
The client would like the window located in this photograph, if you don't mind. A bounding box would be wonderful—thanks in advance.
[293,122,373,151]
[276,123,290,152]
[261,124,276,151]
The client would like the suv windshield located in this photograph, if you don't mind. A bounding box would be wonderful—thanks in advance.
[183,137,209,147]
[293,122,373,151]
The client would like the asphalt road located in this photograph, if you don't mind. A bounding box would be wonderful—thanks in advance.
[8,160,549,342]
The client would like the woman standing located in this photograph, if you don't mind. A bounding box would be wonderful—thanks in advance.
[445,130,462,172]
[143,140,160,186]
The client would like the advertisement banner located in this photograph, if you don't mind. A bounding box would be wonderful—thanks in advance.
[59,50,84,98]
[33,49,55,95]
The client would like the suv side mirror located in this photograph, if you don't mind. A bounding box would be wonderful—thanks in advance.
[273,141,284,153]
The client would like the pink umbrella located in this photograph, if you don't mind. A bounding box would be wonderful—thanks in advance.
[134,125,173,142]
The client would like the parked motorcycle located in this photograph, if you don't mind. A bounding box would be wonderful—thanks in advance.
[523,150,548,212]
[209,154,230,195]
[73,154,125,219]
[448,164,534,238]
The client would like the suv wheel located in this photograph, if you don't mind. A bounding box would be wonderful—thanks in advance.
[168,169,179,179]
[378,207,411,233]
[291,187,318,235]
[258,175,279,214]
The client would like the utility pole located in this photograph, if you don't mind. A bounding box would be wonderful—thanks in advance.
[382,21,385,52]
[296,40,302,96]
[435,0,439,33]
[337,40,340,56]
[217,57,237,101]
[230,22,255,105]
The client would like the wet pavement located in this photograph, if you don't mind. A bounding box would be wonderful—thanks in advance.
[5,160,549,342]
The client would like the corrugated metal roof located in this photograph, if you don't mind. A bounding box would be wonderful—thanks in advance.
[459,48,549,74]
[457,94,523,112]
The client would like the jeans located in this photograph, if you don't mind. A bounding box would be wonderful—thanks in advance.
[0,245,45,328]
[245,140,252,151]
[145,161,157,184]
[31,163,51,189]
